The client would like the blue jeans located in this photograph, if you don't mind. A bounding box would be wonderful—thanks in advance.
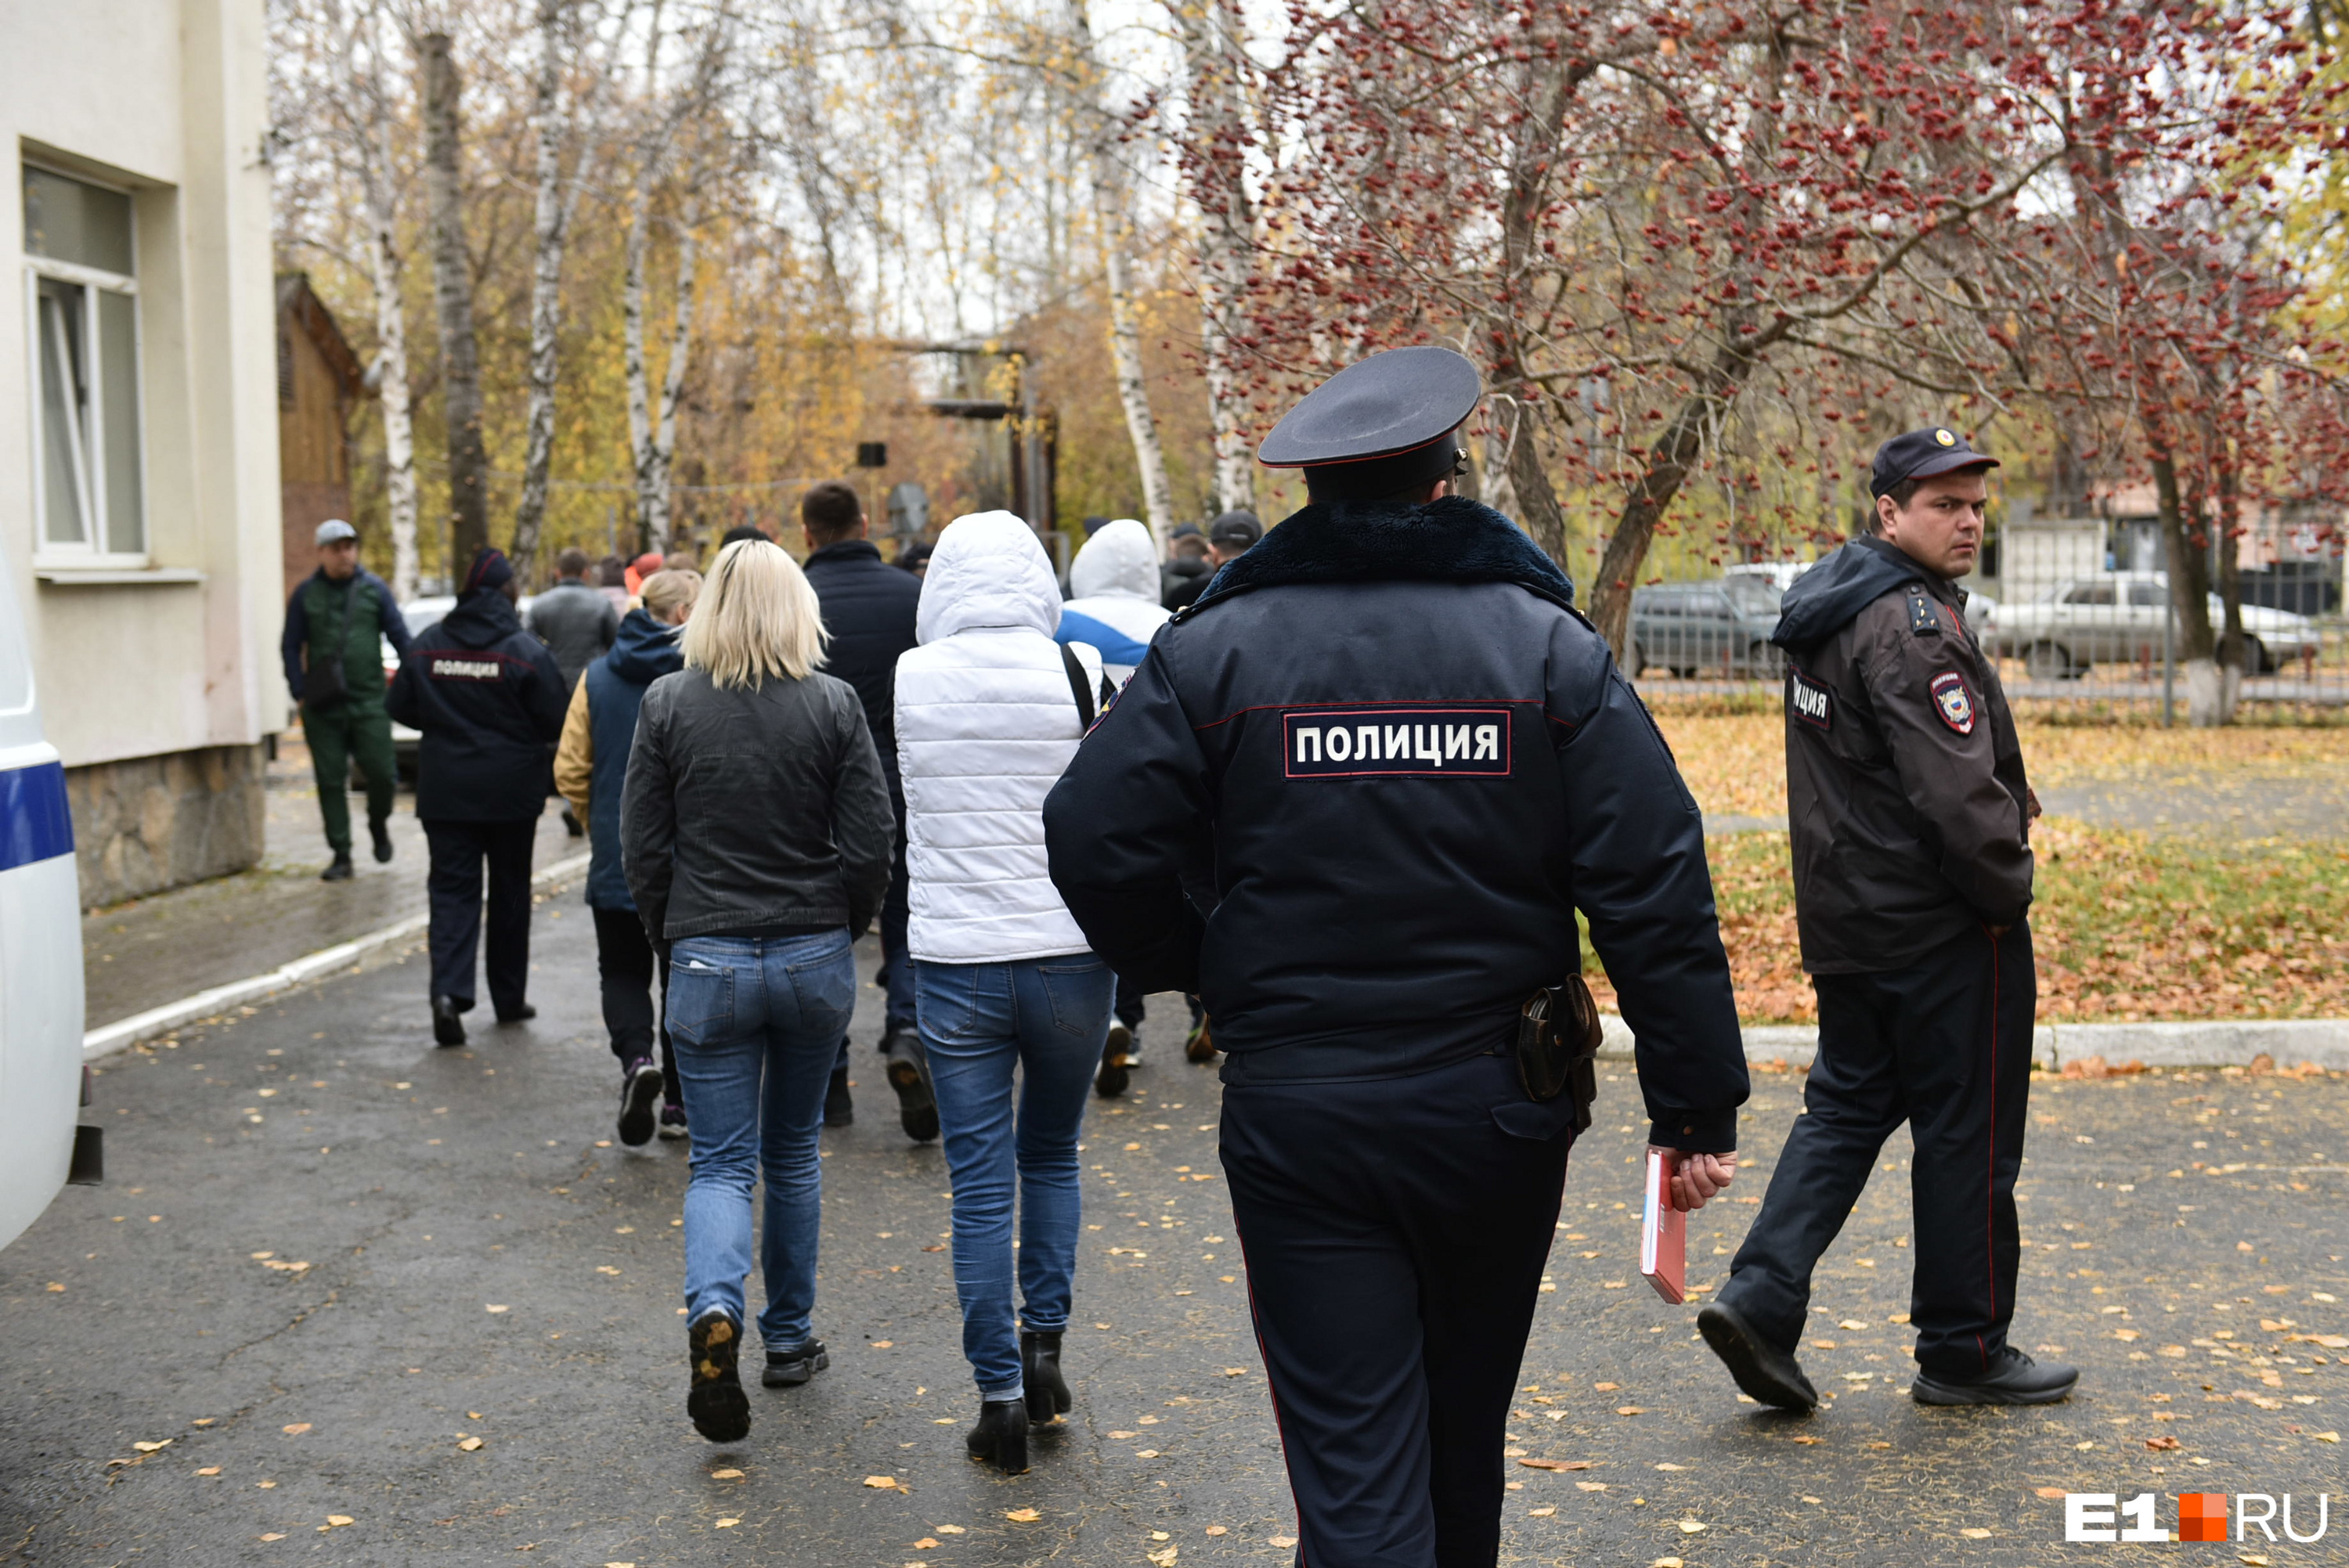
[668,930,857,1346]
[918,954,1114,1397]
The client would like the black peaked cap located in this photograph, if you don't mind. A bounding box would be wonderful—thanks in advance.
[1258,346,1482,468]
[1870,426,1999,498]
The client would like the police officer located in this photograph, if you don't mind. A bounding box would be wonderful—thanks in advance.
[388,548,570,1047]
[1697,428,2076,1409]
[1042,347,1748,1568]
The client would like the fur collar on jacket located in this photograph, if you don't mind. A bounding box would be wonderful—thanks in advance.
[1180,496,1575,617]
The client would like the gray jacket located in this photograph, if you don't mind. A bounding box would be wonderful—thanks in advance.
[528,580,620,689]
[619,667,895,942]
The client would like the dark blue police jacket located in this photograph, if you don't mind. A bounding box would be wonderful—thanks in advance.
[386,589,570,823]
[1042,496,1749,1152]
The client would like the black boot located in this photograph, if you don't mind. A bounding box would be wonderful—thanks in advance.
[883,1032,938,1142]
[1697,1301,1818,1411]
[431,994,467,1048]
[824,1065,854,1126]
[1020,1331,1070,1425]
[687,1313,751,1444]
[965,1397,1029,1474]
[369,819,394,863]
[319,851,354,882]
[1094,1023,1131,1098]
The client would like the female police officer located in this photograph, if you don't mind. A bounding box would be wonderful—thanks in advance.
[1044,347,1748,1568]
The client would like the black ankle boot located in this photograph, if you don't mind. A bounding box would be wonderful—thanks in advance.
[1020,1332,1070,1424]
[687,1314,751,1444]
[965,1397,1029,1473]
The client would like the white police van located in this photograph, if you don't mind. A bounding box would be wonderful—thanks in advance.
[0,550,93,1250]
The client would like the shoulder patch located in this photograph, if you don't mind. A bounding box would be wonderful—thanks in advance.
[1906,585,1942,636]
[1929,670,1976,735]
[1788,666,1833,730]
[1283,706,1510,778]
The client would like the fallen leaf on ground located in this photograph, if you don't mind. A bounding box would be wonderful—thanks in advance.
[933,1524,965,1534]
[457,1437,484,1452]
[132,1440,170,1453]
[1791,1436,1824,1446]
[1960,1527,1993,1539]
[864,1476,898,1489]
[485,1305,509,1314]
[281,1424,312,1436]
[2145,1436,2180,1451]
[913,1539,939,1549]
[716,1518,739,1528]
[2036,1487,2069,1499]
[1678,1519,1706,1534]
[1005,1508,1041,1523]
[2314,1431,2340,1444]
[1205,1526,1226,1535]
[1268,1537,1297,1549]
[1222,1368,1249,1377]
[1528,1506,1556,1516]
[1146,1548,1178,1567]
[1616,1407,1647,1416]
[260,1534,286,1541]
[1517,1458,1591,1471]
[711,1468,744,1480]
[1593,1382,1620,1392]
[197,1467,221,1476]
[1577,1482,1609,1492]
[326,1516,354,1527]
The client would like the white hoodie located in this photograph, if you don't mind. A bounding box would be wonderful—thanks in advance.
[1055,518,1172,685]
[894,512,1105,964]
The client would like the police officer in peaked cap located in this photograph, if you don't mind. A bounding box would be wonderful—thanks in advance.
[1043,346,1750,1567]
[1697,428,2077,1410]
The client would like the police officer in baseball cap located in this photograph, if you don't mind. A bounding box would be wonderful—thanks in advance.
[1696,427,2076,1410]
[1043,346,1748,1565]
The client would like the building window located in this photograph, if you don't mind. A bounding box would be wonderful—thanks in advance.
[23,164,145,561]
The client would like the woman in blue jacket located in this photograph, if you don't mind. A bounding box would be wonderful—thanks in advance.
[554,568,699,1144]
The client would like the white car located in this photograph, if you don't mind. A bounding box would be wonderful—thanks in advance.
[0,553,94,1250]
[1987,572,2323,679]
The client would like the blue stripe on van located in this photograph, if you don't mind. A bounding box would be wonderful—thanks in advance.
[0,761,74,871]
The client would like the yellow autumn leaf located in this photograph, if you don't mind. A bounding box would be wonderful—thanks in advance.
[864,1475,899,1489]
[457,1437,483,1452]
[1005,1508,1042,1522]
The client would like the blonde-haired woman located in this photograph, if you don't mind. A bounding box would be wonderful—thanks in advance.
[621,538,895,1444]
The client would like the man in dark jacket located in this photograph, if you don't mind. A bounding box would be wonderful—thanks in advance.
[283,520,412,881]
[1698,427,2072,1413]
[1042,348,1748,1568]
[388,548,571,1047]
[526,546,621,690]
[797,479,932,1138]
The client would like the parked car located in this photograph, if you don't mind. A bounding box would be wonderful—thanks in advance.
[1626,576,1786,678]
[1986,573,2322,679]
[0,552,95,1250]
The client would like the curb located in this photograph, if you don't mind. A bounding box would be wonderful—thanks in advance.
[81,852,594,1062]
[1597,1015,2349,1072]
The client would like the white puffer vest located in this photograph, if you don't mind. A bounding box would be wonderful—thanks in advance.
[895,512,1104,964]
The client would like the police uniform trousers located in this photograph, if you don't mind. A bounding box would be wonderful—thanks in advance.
[1719,921,2034,1380]
[423,819,538,1016]
[1220,1048,1574,1568]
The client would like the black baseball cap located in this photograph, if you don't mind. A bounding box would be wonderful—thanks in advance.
[1208,510,1263,549]
[1258,346,1480,500]
[1871,427,1999,498]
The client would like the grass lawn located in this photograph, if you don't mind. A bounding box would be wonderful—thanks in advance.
[1586,709,2349,1024]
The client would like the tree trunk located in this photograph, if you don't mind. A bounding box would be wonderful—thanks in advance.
[2157,450,2228,726]
[2213,442,2248,705]
[1586,362,1741,657]
[1094,154,1176,550]
[1182,1,1257,517]
[511,1,576,584]
[361,146,420,603]
[643,194,702,550]
[418,31,490,568]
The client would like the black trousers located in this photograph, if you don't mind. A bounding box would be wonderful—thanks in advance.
[1719,921,2035,1380]
[593,907,677,1105]
[423,819,537,1016]
[1220,1050,1575,1568]
[1113,971,1146,1031]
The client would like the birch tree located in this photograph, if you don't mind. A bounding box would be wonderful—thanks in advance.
[1172,0,1257,517]
[417,28,492,565]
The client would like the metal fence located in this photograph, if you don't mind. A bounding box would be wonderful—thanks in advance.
[1623,574,2349,720]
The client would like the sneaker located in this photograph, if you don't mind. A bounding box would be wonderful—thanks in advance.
[763,1338,831,1387]
[1697,1301,1819,1411]
[824,1065,854,1126]
[320,851,354,883]
[687,1312,751,1443]
[883,1036,939,1142]
[658,1101,689,1141]
[1911,1346,2080,1406]
[617,1057,663,1147]
[1095,1023,1132,1098]
[369,820,394,863]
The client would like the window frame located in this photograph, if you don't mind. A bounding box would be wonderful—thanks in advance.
[23,162,148,570]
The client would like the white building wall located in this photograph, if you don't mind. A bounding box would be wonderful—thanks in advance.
[0,0,283,774]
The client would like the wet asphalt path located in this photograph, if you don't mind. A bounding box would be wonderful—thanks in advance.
[5,890,2347,1566]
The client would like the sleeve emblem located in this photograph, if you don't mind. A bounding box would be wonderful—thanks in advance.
[1929,671,1976,735]
[1788,666,1833,730]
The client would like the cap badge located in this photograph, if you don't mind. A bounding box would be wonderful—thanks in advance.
[1934,428,1957,447]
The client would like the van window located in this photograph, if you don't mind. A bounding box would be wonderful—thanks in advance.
[2065,583,2116,607]
[2128,584,2166,607]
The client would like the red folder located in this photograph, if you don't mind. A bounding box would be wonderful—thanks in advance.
[1640,1148,1686,1304]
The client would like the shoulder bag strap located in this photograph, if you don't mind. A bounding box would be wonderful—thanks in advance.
[1059,642,1096,730]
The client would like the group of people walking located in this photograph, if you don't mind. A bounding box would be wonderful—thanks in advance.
[287,344,2070,1566]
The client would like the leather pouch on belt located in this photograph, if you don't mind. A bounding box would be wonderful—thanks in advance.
[1517,976,1604,1131]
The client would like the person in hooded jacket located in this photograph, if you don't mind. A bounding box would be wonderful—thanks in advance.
[1697,427,2073,1413]
[896,511,1113,1475]
[1054,518,1172,1097]
[556,568,701,1146]
[388,547,572,1047]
